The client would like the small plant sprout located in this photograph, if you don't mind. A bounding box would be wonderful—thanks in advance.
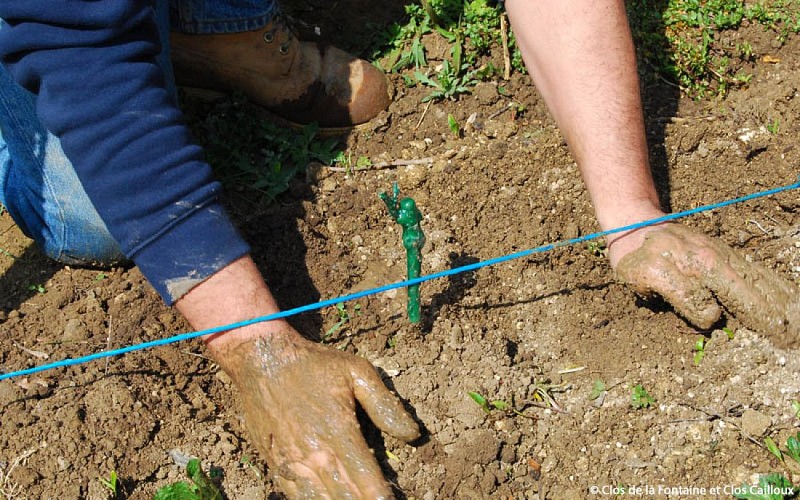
[792,401,800,419]
[723,326,735,340]
[239,454,263,480]
[766,117,780,134]
[693,337,706,365]
[324,302,361,341]
[631,384,656,409]
[737,40,755,59]
[765,436,784,463]
[0,246,17,260]
[385,450,401,462]
[99,470,118,496]
[447,113,461,137]
[469,391,501,414]
[468,391,528,418]
[589,380,607,401]
[153,458,222,500]
[586,241,607,257]
[27,283,46,294]
[333,151,373,176]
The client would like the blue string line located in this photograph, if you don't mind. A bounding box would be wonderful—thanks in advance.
[2,176,798,381]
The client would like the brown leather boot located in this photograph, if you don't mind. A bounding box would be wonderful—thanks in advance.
[170,16,391,128]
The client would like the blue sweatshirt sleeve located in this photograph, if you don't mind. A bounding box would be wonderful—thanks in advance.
[0,1,251,304]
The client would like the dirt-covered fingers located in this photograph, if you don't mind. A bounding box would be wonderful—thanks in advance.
[350,356,420,443]
[617,223,800,337]
[658,224,799,334]
[616,246,722,329]
[701,241,798,334]
[269,431,395,500]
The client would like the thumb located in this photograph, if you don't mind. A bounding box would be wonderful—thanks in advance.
[350,357,421,442]
[616,251,722,330]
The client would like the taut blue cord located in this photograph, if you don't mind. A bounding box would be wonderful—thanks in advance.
[1,176,798,381]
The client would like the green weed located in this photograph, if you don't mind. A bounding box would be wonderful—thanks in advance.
[787,432,800,463]
[468,391,529,418]
[381,0,523,102]
[733,472,798,500]
[628,0,800,97]
[99,470,118,496]
[589,380,607,401]
[239,454,263,481]
[763,432,800,468]
[693,337,706,365]
[767,117,781,134]
[27,283,46,294]
[324,303,362,341]
[447,113,461,137]
[792,401,800,419]
[383,4,432,71]
[186,94,341,203]
[766,435,785,463]
[586,241,608,258]
[0,247,18,260]
[153,458,222,500]
[723,326,736,340]
[415,54,478,102]
[332,151,373,175]
[631,384,656,409]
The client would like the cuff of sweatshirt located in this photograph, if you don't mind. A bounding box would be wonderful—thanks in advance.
[131,202,250,305]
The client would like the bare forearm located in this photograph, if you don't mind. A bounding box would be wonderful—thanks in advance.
[505,0,663,231]
[174,255,293,353]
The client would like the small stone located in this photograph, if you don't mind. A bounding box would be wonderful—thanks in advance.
[741,409,772,437]
[320,177,337,193]
[63,318,86,341]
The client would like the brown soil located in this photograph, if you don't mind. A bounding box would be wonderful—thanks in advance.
[2,2,800,499]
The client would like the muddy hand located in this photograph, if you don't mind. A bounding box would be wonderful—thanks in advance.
[216,328,420,499]
[614,223,799,343]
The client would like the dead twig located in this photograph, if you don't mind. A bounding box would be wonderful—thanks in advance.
[500,12,511,80]
[0,447,38,499]
[488,103,514,120]
[415,100,433,130]
[747,219,770,235]
[12,342,49,360]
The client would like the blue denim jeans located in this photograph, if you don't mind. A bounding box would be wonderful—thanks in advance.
[0,0,274,265]
[170,0,276,33]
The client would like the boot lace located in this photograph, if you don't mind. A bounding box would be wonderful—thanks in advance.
[262,12,294,55]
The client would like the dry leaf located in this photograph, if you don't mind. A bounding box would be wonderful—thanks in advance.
[527,456,542,480]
